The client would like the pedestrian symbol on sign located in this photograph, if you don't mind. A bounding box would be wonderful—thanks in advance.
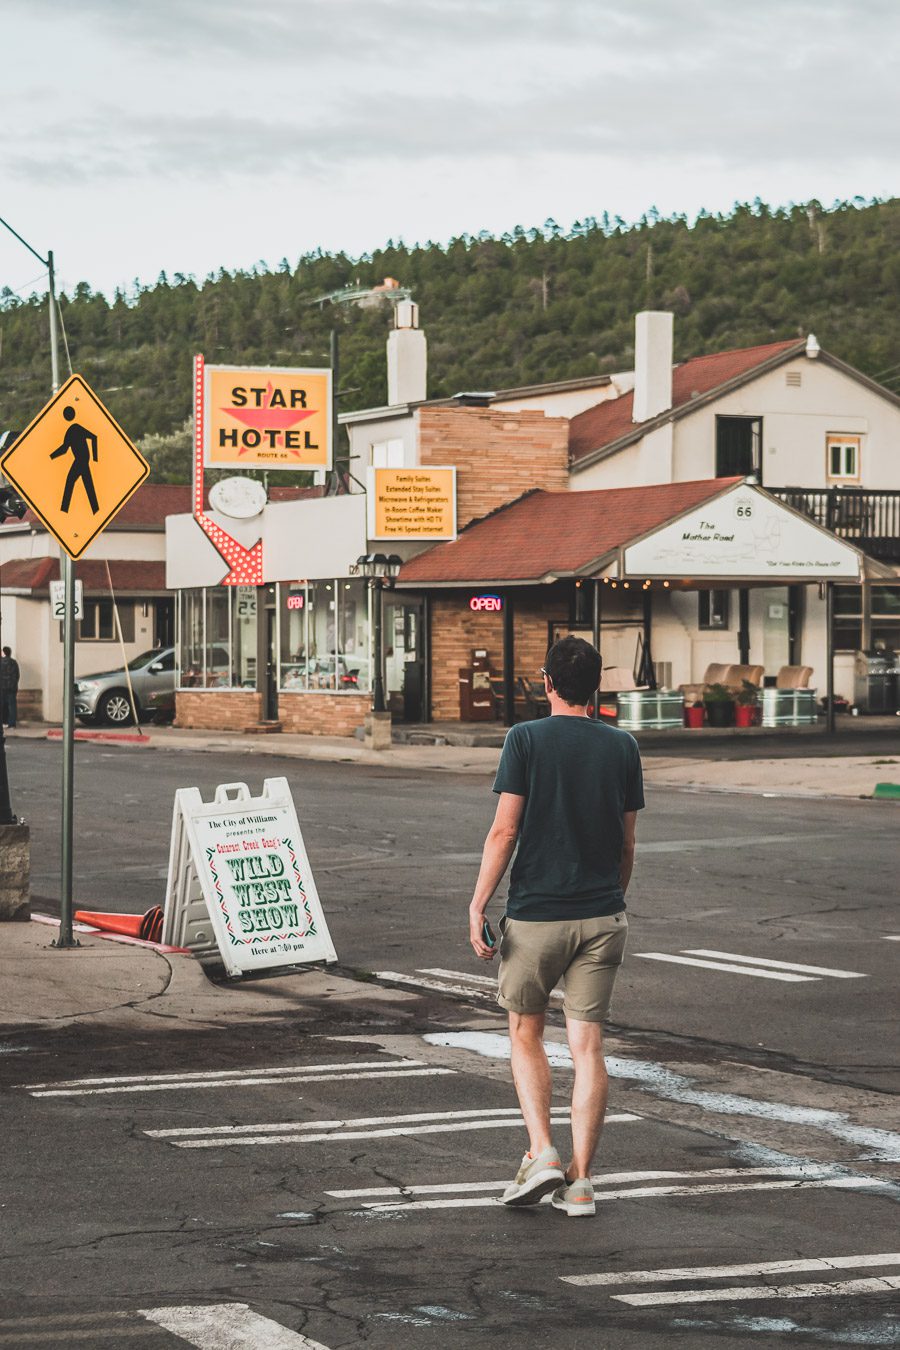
[50,406,99,514]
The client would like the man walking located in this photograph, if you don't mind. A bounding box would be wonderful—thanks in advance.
[469,636,643,1216]
[0,646,20,729]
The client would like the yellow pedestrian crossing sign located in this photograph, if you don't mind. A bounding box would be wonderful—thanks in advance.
[0,374,149,560]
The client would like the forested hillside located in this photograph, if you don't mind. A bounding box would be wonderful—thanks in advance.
[2,198,899,482]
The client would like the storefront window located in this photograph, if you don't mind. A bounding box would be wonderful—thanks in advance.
[833,585,861,651]
[337,578,370,693]
[233,587,257,688]
[277,580,371,693]
[180,590,205,686]
[177,587,258,688]
[280,584,308,690]
[872,585,900,650]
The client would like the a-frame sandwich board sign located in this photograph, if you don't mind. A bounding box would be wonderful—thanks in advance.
[162,778,337,976]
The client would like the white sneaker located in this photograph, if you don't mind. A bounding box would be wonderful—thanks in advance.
[550,1177,596,1216]
[500,1146,565,1207]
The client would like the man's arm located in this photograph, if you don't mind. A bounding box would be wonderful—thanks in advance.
[620,809,638,895]
[88,431,99,462]
[468,791,524,960]
[49,441,67,459]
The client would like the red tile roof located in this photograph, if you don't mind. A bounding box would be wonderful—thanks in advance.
[2,481,320,530]
[569,339,804,463]
[397,479,741,585]
[1,557,167,593]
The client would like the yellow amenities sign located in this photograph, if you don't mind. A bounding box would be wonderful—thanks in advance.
[204,364,332,470]
[367,466,457,539]
[0,374,149,561]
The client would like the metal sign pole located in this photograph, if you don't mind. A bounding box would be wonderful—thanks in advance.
[47,250,78,948]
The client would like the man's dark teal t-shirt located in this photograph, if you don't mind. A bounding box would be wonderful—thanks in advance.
[493,716,645,921]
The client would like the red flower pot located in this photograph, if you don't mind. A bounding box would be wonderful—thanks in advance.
[684,704,705,728]
[735,704,755,728]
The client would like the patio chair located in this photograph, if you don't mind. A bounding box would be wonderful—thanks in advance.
[680,662,732,706]
[725,664,765,690]
[775,665,814,689]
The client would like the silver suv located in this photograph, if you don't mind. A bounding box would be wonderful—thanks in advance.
[75,647,176,725]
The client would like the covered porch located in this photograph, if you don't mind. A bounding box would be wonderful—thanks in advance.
[395,478,874,732]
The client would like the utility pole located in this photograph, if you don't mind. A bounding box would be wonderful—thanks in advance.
[0,218,78,946]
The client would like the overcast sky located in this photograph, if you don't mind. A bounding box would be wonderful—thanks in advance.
[2,0,899,298]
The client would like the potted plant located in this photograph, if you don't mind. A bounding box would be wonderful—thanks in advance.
[703,682,735,728]
[734,679,758,728]
[684,699,705,729]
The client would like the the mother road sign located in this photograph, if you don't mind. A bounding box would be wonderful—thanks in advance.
[0,373,149,559]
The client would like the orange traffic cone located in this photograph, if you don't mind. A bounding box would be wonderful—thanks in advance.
[140,907,164,942]
[75,908,158,940]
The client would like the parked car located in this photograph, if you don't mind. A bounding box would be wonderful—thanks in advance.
[74,646,176,725]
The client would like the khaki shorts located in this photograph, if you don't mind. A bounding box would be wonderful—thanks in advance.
[497,912,628,1023]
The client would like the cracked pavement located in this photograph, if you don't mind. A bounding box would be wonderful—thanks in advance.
[0,739,897,1346]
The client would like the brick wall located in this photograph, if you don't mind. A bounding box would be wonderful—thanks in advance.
[417,406,569,529]
[430,587,569,721]
[278,692,369,737]
[175,690,262,730]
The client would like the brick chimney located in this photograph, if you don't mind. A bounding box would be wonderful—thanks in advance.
[387,300,427,405]
[632,310,673,423]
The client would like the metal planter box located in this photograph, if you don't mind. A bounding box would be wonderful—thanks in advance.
[761,688,818,727]
[616,690,684,731]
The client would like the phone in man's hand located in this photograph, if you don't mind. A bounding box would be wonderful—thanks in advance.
[481,918,496,949]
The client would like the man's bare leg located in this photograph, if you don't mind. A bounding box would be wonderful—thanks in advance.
[508,1011,553,1155]
[565,1018,609,1180]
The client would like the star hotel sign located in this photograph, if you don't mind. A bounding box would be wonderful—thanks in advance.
[203,364,332,471]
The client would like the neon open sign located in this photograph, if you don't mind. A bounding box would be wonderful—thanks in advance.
[469,594,503,612]
[286,593,305,611]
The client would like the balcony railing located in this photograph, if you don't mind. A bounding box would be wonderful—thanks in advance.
[772,487,900,562]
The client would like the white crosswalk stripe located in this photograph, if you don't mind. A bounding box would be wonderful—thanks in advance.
[23,1059,453,1097]
[140,1303,331,1348]
[349,1174,889,1214]
[634,953,816,981]
[146,1105,640,1149]
[563,1250,900,1288]
[684,950,866,978]
[634,949,867,982]
[613,1275,900,1307]
[327,1164,847,1200]
[415,967,564,1000]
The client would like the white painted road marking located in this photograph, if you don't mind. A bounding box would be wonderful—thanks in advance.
[424,1030,900,1165]
[373,970,500,999]
[634,953,816,981]
[417,968,564,1001]
[613,1275,900,1307]
[685,950,866,979]
[147,1105,642,1149]
[326,1164,844,1199]
[139,1303,331,1348]
[27,1066,453,1097]
[23,1058,447,1096]
[150,1106,573,1138]
[563,1250,900,1287]
[353,1175,889,1213]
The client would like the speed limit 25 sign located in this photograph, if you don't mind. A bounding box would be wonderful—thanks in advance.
[49,578,84,622]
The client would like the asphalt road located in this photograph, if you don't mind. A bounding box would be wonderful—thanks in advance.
[8,737,898,1091]
[3,738,898,1348]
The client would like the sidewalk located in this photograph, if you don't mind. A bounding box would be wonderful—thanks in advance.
[0,918,417,1034]
[8,720,900,796]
